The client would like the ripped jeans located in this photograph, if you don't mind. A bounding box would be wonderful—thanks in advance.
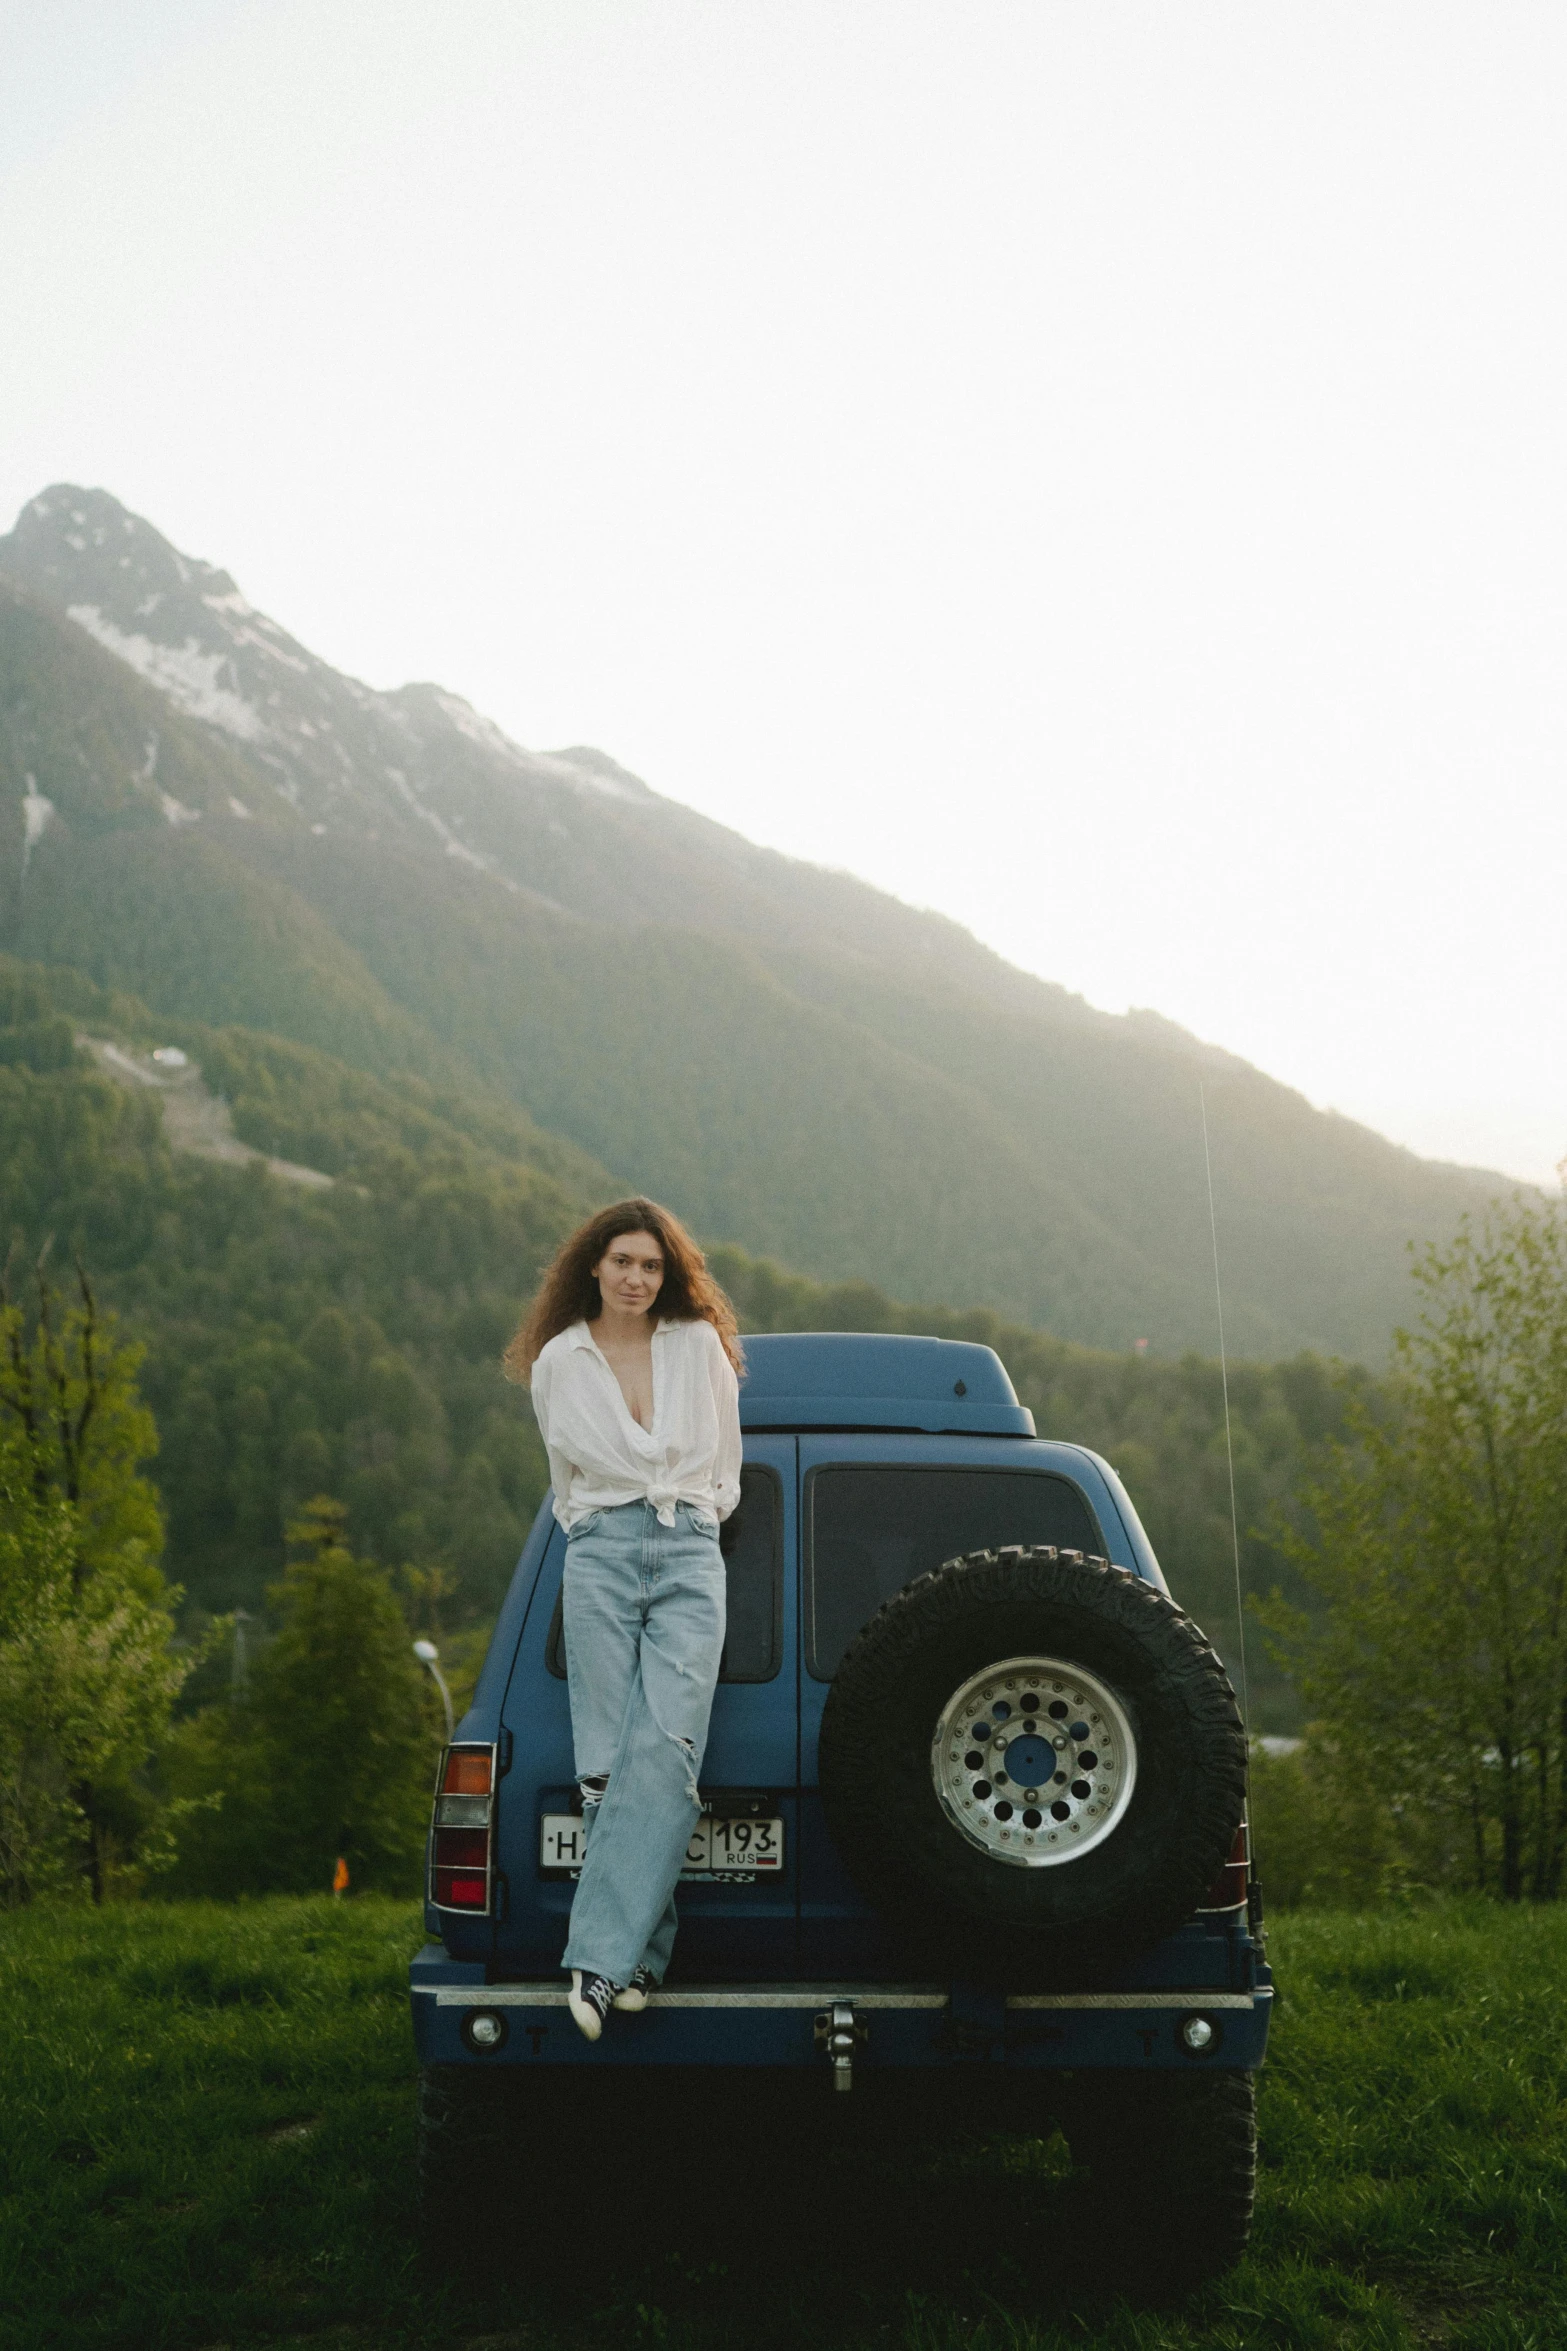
[561,1498,726,1987]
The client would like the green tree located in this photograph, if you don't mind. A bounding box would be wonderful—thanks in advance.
[1264,1196,1567,1900]
[0,1263,186,1900]
[1245,1738,1410,1909]
[255,1498,437,1889]
[0,1251,165,1580]
[166,1499,439,1895]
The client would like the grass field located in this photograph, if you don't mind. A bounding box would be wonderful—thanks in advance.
[4,1898,1565,2351]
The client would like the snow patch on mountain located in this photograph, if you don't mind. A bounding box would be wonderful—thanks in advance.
[20,777,54,878]
[389,761,524,890]
[430,690,527,765]
[66,605,263,740]
[381,758,506,882]
[540,746,655,803]
[212,607,312,675]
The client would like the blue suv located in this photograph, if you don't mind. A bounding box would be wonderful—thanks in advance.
[411,1333,1269,2290]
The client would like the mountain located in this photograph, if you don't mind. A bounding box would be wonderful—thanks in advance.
[0,484,1513,1360]
[0,950,1351,1725]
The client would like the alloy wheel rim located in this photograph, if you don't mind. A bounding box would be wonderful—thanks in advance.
[930,1654,1137,1868]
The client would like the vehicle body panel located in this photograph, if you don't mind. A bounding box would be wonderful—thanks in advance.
[413,1333,1270,2076]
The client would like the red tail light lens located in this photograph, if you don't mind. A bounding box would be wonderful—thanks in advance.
[434,1828,488,1870]
[1199,1820,1249,1911]
[434,1869,489,1909]
[429,1744,496,1914]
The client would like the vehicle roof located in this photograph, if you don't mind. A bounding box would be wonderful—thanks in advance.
[738,1331,1036,1436]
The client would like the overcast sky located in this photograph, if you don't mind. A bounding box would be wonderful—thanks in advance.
[2,1,1563,1181]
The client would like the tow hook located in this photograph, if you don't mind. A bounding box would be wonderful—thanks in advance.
[814,1999,867,2092]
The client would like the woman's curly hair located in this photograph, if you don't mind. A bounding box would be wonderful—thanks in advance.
[502,1197,743,1382]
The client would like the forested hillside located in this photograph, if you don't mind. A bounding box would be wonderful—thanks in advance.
[0,958,583,1622]
[1,954,1368,1724]
[0,485,1515,1361]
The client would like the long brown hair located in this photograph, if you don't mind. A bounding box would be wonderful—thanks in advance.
[503,1197,743,1382]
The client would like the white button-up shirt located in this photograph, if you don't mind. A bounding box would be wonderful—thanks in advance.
[529,1316,743,1532]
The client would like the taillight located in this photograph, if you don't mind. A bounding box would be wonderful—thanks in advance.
[1197,1819,1249,1911]
[429,1743,496,1913]
[444,1751,492,1795]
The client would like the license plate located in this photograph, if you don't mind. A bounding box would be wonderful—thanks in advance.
[539,1812,784,1880]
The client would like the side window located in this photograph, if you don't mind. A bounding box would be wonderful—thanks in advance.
[806,1466,1102,1680]
[546,1465,784,1683]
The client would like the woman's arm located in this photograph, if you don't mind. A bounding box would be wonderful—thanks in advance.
[706,1325,742,1520]
[528,1350,578,1518]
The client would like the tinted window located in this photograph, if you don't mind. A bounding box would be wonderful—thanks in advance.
[718,1465,785,1680]
[546,1465,783,1683]
[807,1466,1101,1679]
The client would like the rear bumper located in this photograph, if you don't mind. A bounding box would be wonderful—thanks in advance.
[409,1951,1272,2072]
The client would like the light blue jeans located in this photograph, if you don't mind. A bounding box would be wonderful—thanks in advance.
[561,1498,726,1987]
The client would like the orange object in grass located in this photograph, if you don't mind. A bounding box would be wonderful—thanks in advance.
[332,1856,350,1896]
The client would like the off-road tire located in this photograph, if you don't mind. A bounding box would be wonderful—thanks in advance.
[818,1546,1245,1979]
[1061,2068,1257,2294]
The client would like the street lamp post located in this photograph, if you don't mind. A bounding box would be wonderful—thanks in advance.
[413,1638,455,1741]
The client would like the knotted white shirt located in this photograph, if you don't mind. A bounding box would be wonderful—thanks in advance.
[529,1316,742,1532]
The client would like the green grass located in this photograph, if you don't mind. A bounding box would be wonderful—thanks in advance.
[3,1898,1565,2351]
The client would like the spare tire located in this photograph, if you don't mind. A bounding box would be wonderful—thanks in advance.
[818,1545,1245,1981]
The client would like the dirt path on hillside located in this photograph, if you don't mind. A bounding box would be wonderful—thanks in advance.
[80,1036,334,1191]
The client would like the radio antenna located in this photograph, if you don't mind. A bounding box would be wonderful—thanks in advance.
[1199,1082,1250,1732]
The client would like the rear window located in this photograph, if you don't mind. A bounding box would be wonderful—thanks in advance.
[546,1464,784,1683]
[806,1465,1101,1680]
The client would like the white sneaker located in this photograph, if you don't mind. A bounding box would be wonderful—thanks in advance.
[613,1964,658,2013]
[568,1970,620,2042]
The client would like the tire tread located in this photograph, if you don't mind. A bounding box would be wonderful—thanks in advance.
[819,1545,1247,1977]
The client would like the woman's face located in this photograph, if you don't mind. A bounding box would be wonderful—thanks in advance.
[592,1229,665,1319]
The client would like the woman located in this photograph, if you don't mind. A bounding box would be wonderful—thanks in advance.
[504,1199,743,2041]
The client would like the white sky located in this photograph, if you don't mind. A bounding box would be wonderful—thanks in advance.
[2,1,1564,1182]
